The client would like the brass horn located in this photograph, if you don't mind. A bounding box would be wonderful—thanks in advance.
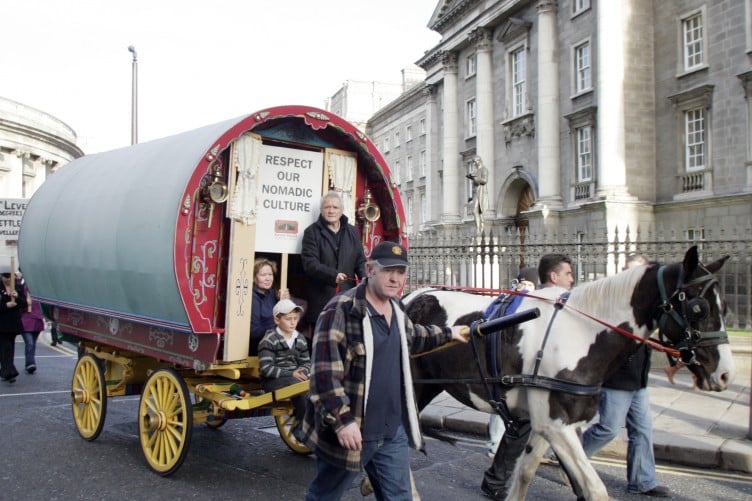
[357,189,381,222]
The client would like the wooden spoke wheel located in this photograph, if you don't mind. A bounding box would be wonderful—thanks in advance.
[138,368,193,476]
[71,354,108,441]
[274,408,311,455]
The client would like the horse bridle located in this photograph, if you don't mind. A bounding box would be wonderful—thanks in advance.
[656,263,728,366]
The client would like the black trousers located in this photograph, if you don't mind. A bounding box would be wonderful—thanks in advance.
[0,332,19,379]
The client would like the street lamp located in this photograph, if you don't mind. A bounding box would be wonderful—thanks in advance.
[128,45,138,145]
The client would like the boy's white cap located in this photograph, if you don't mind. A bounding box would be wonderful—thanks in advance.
[273,299,302,317]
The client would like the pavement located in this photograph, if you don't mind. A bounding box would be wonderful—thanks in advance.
[419,336,752,473]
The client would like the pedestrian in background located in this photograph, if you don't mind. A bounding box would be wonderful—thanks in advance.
[17,270,45,374]
[0,265,27,383]
[482,253,574,499]
[49,320,63,346]
[485,266,538,458]
[580,253,671,498]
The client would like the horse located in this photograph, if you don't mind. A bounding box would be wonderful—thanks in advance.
[405,246,734,501]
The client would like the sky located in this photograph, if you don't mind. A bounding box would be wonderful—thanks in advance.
[1,0,442,153]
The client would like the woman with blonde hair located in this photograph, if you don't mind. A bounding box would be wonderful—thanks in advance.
[250,257,289,355]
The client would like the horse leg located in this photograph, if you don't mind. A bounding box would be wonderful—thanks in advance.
[504,432,549,501]
[547,427,608,501]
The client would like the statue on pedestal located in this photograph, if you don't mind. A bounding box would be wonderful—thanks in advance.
[466,155,488,235]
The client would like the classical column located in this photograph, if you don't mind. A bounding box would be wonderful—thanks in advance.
[474,27,496,219]
[595,0,631,199]
[441,51,461,223]
[424,84,438,222]
[739,71,752,191]
[536,0,562,207]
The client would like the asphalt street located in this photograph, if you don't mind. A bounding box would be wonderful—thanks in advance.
[1,337,751,500]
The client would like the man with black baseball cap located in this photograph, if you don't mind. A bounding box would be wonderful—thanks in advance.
[300,240,468,500]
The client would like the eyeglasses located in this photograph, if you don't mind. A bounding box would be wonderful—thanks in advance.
[1,274,10,278]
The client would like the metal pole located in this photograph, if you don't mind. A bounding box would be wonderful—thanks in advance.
[128,45,138,145]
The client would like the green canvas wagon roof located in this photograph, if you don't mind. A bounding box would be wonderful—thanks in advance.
[19,116,242,328]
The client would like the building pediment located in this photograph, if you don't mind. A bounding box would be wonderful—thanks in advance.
[497,17,532,44]
[428,0,476,33]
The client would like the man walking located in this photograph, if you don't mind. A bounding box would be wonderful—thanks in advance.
[580,254,671,497]
[482,253,573,499]
[299,241,468,500]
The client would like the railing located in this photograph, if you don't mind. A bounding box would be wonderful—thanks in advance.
[407,224,752,329]
[573,181,592,201]
[680,170,706,192]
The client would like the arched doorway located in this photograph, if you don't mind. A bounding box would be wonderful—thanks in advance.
[514,183,535,268]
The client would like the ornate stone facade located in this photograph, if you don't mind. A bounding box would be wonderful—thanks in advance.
[365,0,752,247]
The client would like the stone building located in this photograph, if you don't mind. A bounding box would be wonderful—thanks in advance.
[366,0,752,245]
[0,97,83,258]
[325,65,427,131]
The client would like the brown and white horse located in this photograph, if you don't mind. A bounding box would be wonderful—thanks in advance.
[406,246,733,500]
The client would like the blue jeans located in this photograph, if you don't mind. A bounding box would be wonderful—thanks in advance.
[582,387,657,493]
[21,331,39,367]
[305,425,411,501]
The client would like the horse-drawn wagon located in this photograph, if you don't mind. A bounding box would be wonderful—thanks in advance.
[18,105,407,475]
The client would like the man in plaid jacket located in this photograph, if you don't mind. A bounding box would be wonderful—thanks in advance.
[299,241,468,500]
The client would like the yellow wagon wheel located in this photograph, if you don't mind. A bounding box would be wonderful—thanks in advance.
[138,368,193,476]
[274,408,311,455]
[71,354,108,441]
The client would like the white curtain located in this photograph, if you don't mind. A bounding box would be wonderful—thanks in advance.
[229,134,262,225]
[328,151,356,222]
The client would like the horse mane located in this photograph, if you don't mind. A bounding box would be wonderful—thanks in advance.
[568,264,650,320]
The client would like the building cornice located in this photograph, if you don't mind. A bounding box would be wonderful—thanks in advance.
[0,118,83,159]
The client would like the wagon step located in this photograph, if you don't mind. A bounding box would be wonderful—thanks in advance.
[270,380,309,401]
[192,382,274,411]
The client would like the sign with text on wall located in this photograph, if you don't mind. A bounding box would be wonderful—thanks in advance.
[0,199,28,246]
[255,145,323,254]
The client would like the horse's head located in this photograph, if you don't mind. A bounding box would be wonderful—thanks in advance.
[651,246,733,391]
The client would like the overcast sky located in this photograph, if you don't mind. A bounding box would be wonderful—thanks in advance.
[1,0,441,153]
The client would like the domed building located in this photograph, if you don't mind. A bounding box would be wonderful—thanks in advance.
[0,97,83,259]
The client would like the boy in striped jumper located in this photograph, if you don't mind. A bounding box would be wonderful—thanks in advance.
[258,299,311,420]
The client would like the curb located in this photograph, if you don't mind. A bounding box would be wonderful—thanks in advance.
[420,411,752,473]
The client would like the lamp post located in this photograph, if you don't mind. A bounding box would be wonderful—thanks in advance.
[128,45,138,145]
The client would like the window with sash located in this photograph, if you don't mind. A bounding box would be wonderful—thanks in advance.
[574,41,591,93]
[511,48,526,117]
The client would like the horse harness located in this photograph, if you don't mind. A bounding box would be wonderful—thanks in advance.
[655,263,728,366]
[411,263,726,428]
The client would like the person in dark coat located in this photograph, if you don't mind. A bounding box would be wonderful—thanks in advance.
[301,191,366,329]
[580,254,671,498]
[0,265,27,383]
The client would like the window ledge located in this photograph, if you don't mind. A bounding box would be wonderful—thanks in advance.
[672,189,713,201]
[676,64,709,79]
[570,88,594,100]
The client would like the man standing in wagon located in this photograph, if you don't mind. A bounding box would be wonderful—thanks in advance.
[299,241,468,500]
